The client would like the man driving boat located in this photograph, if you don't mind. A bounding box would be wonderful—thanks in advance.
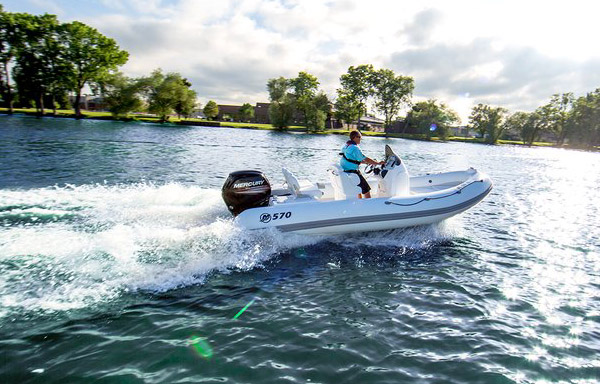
[339,131,384,199]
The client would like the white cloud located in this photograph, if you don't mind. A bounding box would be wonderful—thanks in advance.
[71,0,600,120]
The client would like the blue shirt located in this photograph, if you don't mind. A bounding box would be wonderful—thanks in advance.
[340,142,366,171]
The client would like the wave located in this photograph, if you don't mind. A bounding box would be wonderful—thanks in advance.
[0,182,459,315]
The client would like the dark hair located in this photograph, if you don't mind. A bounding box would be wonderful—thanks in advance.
[349,130,362,140]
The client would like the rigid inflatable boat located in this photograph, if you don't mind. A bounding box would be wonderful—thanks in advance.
[222,145,492,235]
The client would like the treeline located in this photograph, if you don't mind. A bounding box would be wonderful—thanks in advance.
[102,69,197,121]
[267,64,599,149]
[266,64,414,132]
[0,6,128,117]
[0,7,197,121]
[466,91,600,148]
[2,8,597,147]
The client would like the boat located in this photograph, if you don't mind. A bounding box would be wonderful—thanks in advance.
[222,145,492,235]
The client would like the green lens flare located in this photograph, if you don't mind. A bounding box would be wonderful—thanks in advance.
[233,299,255,319]
[188,336,213,359]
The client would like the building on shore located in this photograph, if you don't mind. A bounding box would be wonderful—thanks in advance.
[214,102,389,131]
[217,102,305,124]
[216,102,270,123]
[68,95,107,111]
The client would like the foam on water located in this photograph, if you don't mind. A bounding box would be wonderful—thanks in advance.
[0,183,316,315]
[330,218,462,249]
[0,183,458,316]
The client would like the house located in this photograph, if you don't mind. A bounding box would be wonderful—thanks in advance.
[254,102,271,124]
[358,116,385,132]
[450,126,472,137]
[216,104,244,121]
[215,102,271,123]
[68,95,107,111]
[385,119,408,134]
[331,115,386,131]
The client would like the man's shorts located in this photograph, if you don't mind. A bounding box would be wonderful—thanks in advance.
[344,170,371,194]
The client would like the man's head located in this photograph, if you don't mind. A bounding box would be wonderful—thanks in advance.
[350,130,362,144]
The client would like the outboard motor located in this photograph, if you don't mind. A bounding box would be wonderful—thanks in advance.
[222,170,271,216]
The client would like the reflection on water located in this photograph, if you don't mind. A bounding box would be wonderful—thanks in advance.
[0,117,599,383]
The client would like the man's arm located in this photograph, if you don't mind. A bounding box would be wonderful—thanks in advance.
[362,157,385,166]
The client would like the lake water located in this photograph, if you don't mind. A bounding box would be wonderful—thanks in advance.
[1,115,599,383]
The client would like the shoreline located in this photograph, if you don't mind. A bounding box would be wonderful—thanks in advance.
[1,108,595,151]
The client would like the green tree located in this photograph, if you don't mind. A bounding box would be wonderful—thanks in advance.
[334,92,361,126]
[174,77,197,118]
[60,21,128,118]
[338,64,376,129]
[267,76,294,129]
[373,68,414,129]
[101,72,143,117]
[269,94,295,129]
[290,71,319,128]
[566,89,600,148]
[469,104,489,138]
[303,92,331,132]
[518,107,550,146]
[266,73,330,130]
[13,13,72,115]
[267,76,289,102]
[140,69,196,121]
[543,93,574,145]
[468,103,508,144]
[504,111,530,140]
[239,103,254,122]
[0,6,18,112]
[11,12,47,113]
[407,99,460,140]
[203,100,219,120]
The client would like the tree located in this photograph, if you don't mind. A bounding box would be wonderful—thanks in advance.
[0,6,18,113]
[504,111,530,140]
[203,100,219,120]
[290,71,319,128]
[267,76,289,102]
[373,69,414,129]
[303,92,331,132]
[338,64,376,129]
[468,103,508,144]
[566,88,600,148]
[269,94,295,129]
[543,93,574,145]
[407,99,460,140]
[334,92,361,126]
[266,73,330,130]
[267,76,294,129]
[139,69,196,121]
[518,108,550,146]
[60,21,128,118]
[12,13,72,115]
[469,104,489,138]
[174,78,197,118]
[101,72,143,117]
[11,12,49,114]
[239,103,254,122]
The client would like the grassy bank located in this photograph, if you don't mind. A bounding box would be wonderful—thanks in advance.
[2,107,581,149]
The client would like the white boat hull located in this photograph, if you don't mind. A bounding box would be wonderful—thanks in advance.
[235,168,492,235]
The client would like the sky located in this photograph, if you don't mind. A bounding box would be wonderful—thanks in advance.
[3,0,600,122]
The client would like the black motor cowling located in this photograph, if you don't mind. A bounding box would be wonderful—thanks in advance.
[222,170,271,216]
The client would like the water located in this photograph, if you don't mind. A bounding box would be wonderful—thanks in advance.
[1,115,599,383]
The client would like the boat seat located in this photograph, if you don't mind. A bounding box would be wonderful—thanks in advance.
[282,167,323,199]
[327,164,361,200]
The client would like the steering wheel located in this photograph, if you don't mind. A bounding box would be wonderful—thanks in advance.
[364,164,376,174]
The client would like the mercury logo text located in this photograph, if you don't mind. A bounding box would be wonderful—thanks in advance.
[233,180,265,188]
